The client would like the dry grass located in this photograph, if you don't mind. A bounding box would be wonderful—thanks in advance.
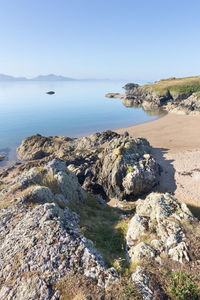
[40,169,60,194]
[54,271,142,300]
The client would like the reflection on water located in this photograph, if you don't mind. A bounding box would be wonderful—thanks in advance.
[122,102,167,117]
[0,80,162,168]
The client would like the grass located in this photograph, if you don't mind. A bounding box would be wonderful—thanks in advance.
[143,75,200,96]
[69,194,135,275]
[40,169,61,194]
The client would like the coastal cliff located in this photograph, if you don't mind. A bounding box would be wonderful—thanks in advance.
[0,130,200,299]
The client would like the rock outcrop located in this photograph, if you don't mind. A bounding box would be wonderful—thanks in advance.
[17,131,159,201]
[0,160,118,299]
[1,127,200,299]
[126,192,193,265]
[121,77,200,115]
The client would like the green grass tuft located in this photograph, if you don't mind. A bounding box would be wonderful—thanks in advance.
[69,194,134,275]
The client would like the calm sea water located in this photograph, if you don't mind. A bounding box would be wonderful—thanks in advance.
[0,80,164,167]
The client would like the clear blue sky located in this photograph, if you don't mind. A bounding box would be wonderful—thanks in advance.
[0,0,200,81]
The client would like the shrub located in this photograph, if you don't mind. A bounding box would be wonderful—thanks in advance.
[169,271,200,300]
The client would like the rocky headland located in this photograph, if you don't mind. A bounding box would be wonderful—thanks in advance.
[107,76,200,115]
[0,130,200,299]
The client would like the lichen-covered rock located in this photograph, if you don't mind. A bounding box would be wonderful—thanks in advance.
[0,198,118,299]
[126,193,193,264]
[17,167,42,187]
[132,266,154,300]
[17,131,159,201]
[129,242,156,262]
[98,135,158,200]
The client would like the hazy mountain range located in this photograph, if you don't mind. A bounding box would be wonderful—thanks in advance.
[0,74,109,81]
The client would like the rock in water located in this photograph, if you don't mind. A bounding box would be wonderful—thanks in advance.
[46,91,55,95]
[0,153,6,161]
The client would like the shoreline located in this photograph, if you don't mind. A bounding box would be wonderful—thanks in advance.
[1,112,200,208]
[116,113,200,207]
[0,112,163,169]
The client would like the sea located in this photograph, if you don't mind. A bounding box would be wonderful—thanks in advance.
[0,80,165,167]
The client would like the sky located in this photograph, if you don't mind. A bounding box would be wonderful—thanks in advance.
[0,0,200,81]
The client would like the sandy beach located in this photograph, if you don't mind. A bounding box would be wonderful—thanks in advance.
[116,113,200,208]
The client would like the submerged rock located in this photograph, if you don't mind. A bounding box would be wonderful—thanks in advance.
[0,153,6,161]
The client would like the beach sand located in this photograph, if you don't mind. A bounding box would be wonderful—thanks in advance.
[116,113,200,207]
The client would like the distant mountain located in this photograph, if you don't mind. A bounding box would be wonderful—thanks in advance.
[0,74,28,81]
[0,73,75,81]
[31,74,75,81]
[0,73,109,82]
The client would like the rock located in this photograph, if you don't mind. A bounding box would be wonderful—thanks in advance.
[17,134,75,161]
[46,91,55,95]
[17,167,42,187]
[105,93,124,98]
[98,135,159,200]
[120,77,200,115]
[123,83,139,91]
[126,193,193,264]
[17,132,159,201]
[28,186,55,204]
[132,266,154,300]
[129,242,156,262]
[0,159,118,299]
[168,241,190,263]
[48,159,87,203]
[0,153,6,161]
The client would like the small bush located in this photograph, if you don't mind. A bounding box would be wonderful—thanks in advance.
[169,271,200,300]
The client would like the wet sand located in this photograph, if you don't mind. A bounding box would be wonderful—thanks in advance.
[116,113,200,207]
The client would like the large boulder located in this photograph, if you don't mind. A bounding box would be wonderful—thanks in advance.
[126,193,193,264]
[17,131,159,201]
[97,135,158,200]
